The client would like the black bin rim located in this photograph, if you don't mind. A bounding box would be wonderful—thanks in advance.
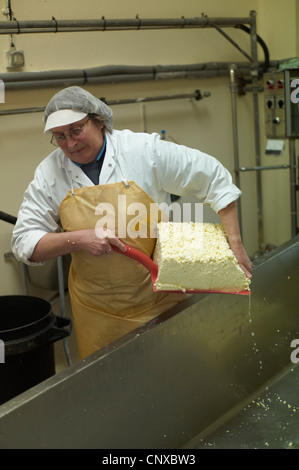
[0,295,53,342]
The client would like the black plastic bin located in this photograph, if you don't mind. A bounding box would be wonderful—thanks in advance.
[0,295,71,405]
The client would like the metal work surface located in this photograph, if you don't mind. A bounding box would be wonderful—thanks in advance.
[196,363,299,449]
[0,236,298,449]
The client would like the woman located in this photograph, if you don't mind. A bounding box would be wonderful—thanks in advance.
[12,86,252,358]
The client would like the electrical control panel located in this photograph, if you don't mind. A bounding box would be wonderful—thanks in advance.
[264,69,299,139]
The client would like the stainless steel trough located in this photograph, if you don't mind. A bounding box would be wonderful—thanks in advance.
[0,235,298,449]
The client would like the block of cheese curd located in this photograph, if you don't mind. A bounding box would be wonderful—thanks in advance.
[153,222,250,293]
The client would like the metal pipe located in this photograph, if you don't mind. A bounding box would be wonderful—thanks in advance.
[0,90,210,116]
[0,16,253,35]
[57,257,72,366]
[0,61,277,92]
[20,262,29,296]
[0,71,232,91]
[107,90,210,105]
[0,211,17,224]
[289,139,298,237]
[229,64,242,236]
[0,107,44,116]
[239,164,290,172]
[211,22,253,63]
[249,10,264,250]
[0,61,276,83]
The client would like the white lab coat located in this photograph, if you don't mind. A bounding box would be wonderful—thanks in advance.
[12,129,241,264]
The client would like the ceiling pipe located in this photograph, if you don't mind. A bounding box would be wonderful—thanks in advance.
[0,61,279,91]
[0,15,253,35]
[0,11,274,92]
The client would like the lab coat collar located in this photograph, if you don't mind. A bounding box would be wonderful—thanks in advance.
[99,132,116,184]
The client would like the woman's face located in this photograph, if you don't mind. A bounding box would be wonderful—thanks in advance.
[51,116,105,165]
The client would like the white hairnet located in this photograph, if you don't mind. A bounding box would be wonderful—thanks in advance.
[43,86,113,133]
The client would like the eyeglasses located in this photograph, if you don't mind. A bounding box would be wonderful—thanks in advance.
[50,117,90,146]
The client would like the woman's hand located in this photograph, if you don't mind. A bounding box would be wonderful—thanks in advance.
[29,228,126,263]
[227,238,253,279]
[218,201,253,279]
[82,227,126,256]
